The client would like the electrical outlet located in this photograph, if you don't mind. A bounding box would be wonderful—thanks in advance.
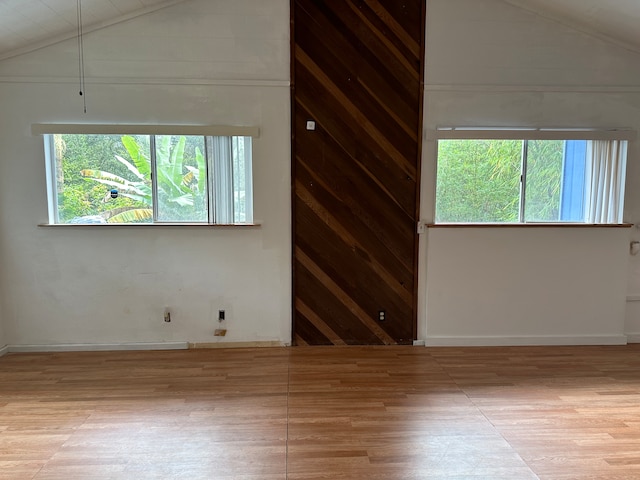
[378,310,386,322]
[164,308,171,323]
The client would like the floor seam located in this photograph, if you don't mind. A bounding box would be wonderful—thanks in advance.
[429,351,542,480]
[285,359,291,480]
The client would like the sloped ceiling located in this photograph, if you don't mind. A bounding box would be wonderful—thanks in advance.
[503,0,640,53]
[0,0,187,60]
[1,0,640,61]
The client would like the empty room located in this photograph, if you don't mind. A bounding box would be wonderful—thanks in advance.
[2,0,640,478]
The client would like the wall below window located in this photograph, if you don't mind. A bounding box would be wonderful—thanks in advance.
[425,227,630,345]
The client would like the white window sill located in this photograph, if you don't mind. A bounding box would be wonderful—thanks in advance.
[38,223,262,228]
[427,223,633,229]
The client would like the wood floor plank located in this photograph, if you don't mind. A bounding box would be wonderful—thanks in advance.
[3,345,640,478]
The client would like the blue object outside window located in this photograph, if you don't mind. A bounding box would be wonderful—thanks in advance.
[560,140,587,222]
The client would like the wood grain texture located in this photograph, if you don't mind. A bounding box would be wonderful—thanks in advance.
[292,0,425,345]
[0,349,289,480]
[4,346,640,478]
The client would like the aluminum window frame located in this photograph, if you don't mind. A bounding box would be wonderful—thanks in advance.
[433,128,634,225]
[40,127,257,226]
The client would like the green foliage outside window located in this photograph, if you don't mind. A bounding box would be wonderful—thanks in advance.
[524,140,564,222]
[436,139,566,223]
[436,139,521,223]
[55,134,207,223]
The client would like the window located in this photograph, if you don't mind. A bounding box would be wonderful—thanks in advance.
[43,130,254,225]
[435,132,630,224]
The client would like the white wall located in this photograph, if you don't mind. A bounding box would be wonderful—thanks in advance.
[425,228,630,345]
[419,0,640,344]
[0,0,291,348]
[3,0,640,348]
[0,93,5,351]
[0,296,4,350]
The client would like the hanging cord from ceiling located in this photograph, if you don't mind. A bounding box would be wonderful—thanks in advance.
[76,0,87,113]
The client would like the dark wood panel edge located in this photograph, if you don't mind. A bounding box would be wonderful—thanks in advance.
[411,0,427,342]
[290,0,298,346]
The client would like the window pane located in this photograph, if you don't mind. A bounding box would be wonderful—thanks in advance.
[436,139,521,222]
[232,136,252,223]
[524,140,564,222]
[211,136,253,224]
[211,136,233,224]
[559,140,587,222]
[53,134,152,224]
[154,135,208,222]
[48,132,254,225]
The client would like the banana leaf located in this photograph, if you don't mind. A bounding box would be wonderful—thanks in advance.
[114,155,145,180]
[195,147,206,194]
[80,174,148,197]
[80,169,130,185]
[121,135,151,176]
[167,193,194,207]
[107,208,153,223]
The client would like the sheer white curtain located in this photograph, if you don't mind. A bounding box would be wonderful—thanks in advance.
[584,140,627,223]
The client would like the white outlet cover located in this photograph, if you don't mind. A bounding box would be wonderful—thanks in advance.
[306,120,316,131]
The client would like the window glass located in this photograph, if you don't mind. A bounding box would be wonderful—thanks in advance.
[435,139,521,223]
[155,135,208,223]
[46,133,252,225]
[232,136,252,224]
[435,137,625,224]
[54,134,152,224]
[524,140,564,222]
[559,140,587,222]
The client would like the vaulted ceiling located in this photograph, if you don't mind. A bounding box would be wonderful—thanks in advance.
[1,0,640,61]
[503,0,640,53]
[0,0,186,60]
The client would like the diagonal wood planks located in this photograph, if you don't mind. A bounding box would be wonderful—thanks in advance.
[292,0,425,345]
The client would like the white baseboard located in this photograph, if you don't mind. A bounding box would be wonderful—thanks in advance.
[627,295,640,302]
[0,345,9,357]
[424,335,628,347]
[7,341,189,353]
[625,334,640,343]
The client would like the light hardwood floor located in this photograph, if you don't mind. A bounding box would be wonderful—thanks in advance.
[2,345,640,479]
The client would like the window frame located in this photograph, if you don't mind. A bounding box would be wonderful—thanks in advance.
[431,128,635,225]
[35,124,259,226]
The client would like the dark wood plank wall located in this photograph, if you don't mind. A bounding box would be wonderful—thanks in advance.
[292,0,426,345]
